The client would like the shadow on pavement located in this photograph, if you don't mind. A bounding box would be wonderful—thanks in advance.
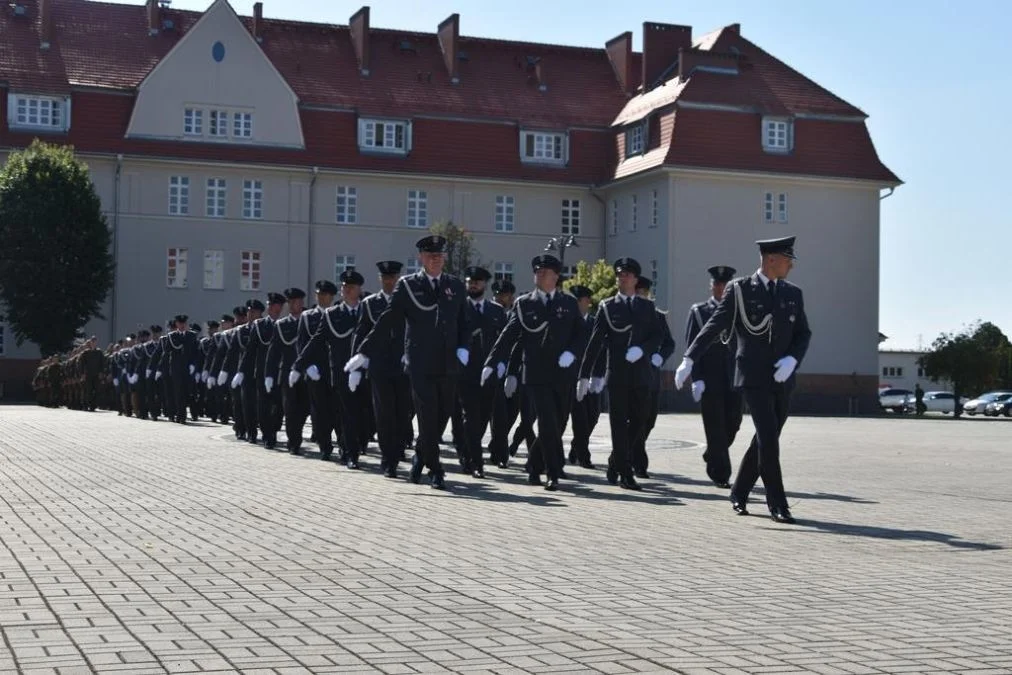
[763,518,1003,551]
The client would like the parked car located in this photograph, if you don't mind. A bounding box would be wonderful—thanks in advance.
[983,394,1012,417]
[879,388,913,413]
[963,391,1012,415]
[904,391,968,414]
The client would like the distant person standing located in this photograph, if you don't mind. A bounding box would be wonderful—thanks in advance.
[914,383,925,416]
[675,237,812,524]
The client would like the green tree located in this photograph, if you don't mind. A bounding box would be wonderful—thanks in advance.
[429,220,480,276]
[563,259,617,306]
[0,140,115,356]
[919,321,1012,417]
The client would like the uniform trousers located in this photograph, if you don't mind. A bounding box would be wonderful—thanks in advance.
[241,379,259,440]
[569,392,600,464]
[371,373,412,469]
[171,370,190,423]
[259,382,283,444]
[488,387,510,465]
[700,387,743,484]
[283,379,310,451]
[334,373,364,461]
[606,376,650,477]
[459,377,496,471]
[631,389,661,473]
[732,384,791,512]
[525,383,569,480]
[410,374,457,477]
[307,379,335,457]
[231,381,246,436]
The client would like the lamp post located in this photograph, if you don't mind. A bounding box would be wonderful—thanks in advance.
[544,234,579,273]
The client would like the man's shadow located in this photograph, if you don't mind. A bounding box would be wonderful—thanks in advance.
[649,471,878,504]
[755,516,1002,551]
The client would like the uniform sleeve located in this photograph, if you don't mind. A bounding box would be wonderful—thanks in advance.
[657,312,676,361]
[486,303,522,368]
[566,300,588,358]
[685,283,736,362]
[265,329,283,381]
[578,308,608,379]
[293,313,331,374]
[787,289,812,364]
[354,298,378,354]
[357,281,409,360]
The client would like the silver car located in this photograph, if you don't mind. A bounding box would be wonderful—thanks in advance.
[963,391,1012,415]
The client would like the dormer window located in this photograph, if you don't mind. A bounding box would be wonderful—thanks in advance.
[762,117,792,153]
[8,94,69,132]
[359,119,411,155]
[625,123,645,156]
[520,130,567,165]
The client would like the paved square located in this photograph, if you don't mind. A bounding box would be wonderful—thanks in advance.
[0,406,1009,674]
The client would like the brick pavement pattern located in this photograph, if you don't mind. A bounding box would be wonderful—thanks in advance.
[0,407,1010,674]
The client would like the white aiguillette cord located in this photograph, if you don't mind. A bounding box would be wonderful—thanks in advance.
[733,282,772,343]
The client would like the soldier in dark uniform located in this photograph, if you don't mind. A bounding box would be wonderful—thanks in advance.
[144,325,164,420]
[239,293,284,447]
[485,254,586,491]
[299,281,338,460]
[577,258,664,491]
[153,321,176,421]
[167,315,199,424]
[231,299,264,442]
[218,305,250,438]
[347,235,471,489]
[684,265,743,488]
[568,285,605,469]
[127,329,152,420]
[631,277,676,478]
[187,322,203,420]
[198,320,220,421]
[676,236,812,524]
[265,288,307,453]
[294,271,367,469]
[356,262,413,478]
[487,279,517,469]
[208,311,240,429]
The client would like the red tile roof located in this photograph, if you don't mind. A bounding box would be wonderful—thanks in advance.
[0,0,898,186]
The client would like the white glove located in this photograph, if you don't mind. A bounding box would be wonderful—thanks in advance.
[590,376,606,394]
[189,365,195,375]
[345,354,369,372]
[113,377,119,387]
[625,346,644,363]
[401,353,408,365]
[496,362,506,379]
[217,371,228,386]
[145,369,152,379]
[651,353,663,368]
[155,371,163,381]
[128,374,138,384]
[504,375,518,399]
[194,372,201,383]
[206,378,215,390]
[231,372,244,389]
[201,370,209,382]
[558,351,575,368]
[773,355,798,383]
[348,370,362,392]
[288,370,301,387]
[691,380,705,402]
[456,348,469,366]
[576,378,591,402]
[264,377,274,393]
[480,366,494,386]
[674,357,693,390]
[306,365,322,381]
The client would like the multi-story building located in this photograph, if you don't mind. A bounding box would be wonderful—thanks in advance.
[878,349,950,393]
[0,0,898,410]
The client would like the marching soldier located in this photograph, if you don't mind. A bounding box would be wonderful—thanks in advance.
[568,285,605,469]
[230,300,264,442]
[207,314,236,425]
[167,315,198,424]
[577,258,664,491]
[238,293,284,448]
[198,320,220,421]
[356,262,413,478]
[127,329,152,419]
[265,288,307,454]
[153,322,176,421]
[299,281,338,460]
[487,279,517,468]
[631,277,676,478]
[675,236,812,524]
[484,254,585,491]
[188,323,203,421]
[212,309,247,433]
[347,235,471,489]
[684,265,743,488]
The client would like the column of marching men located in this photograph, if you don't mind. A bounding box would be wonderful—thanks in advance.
[35,234,812,522]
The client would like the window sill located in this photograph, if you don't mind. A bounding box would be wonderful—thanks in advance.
[359,146,409,157]
[761,146,792,155]
[520,157,566,167]
[8,125,68,134]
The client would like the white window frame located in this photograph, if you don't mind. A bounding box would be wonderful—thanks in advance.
[209,109,230,138]
[168,176,189,216]
[561,198,581,236]
[206,178,226,218]
[495,195,515,233]
[335,255,357,279]
[625,124,644,156]
[183,108,203,136]
[232,112,253,139]
[764,191,788,224]
[8,93,68,131]
[336,186,358,225]
[203,249,225,290]
[358,118,411,155]
[406,189,428,228]
[166,247,188,289]
[777,192,788,224]
[762,117,792,152]
[242,179,263,220]
[651,189,659,228]
[630,194,638,232]
[609,199,618,236]
[239,250,262,292]
[520,130,568,165]
[494,262,514,283]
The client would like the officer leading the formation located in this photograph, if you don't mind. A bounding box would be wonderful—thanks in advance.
[675,236,812,524]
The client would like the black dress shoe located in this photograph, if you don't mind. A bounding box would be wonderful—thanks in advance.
[579,460,596,470]
[714,480,731,489]
[634,469,650,479]
[408,464,423,484]
[265,440,277,450]
[605,467,619,485]
[346,459,360,470]
[771,508,796,524]
[619,475,643,491]
[430,473,446,490]
[472,468,485,479]
[497,460,509,469]
[320,449,333,461]
[730,496,749,516]
[528,474,543,486]
[384,467,398,479]
[567,453,577,465]
[545,478,559,491]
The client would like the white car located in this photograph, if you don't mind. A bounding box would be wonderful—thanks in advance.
[879,388,913,413]
[963,391,1012,415]
[906,391,967,415]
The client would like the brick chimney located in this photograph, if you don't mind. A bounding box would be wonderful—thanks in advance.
[252,2,263,43]
[350,6,370,76]
[146,0,160,35]
[39,0,53,49]
[605,31,633,94]
[641,22,692,90]
[437,13,460,84]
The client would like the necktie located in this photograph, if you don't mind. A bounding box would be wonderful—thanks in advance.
[767,280,777,297]
[431,277,439,293]
[475,302,482,315]
[545,293,553,310]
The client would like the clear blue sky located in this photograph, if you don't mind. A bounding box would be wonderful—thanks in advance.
[117,0,1011,349]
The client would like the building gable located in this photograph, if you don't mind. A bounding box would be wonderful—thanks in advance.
[126,0,303,149]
